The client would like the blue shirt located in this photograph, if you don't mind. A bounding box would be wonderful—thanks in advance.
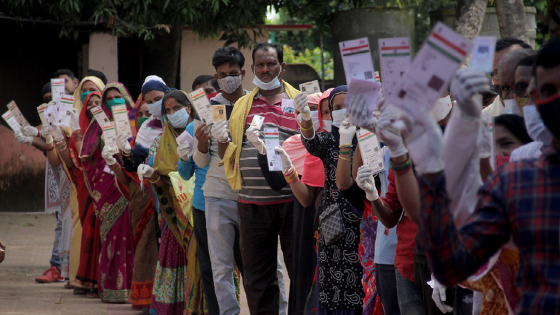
[177,122,208,211]
[374,150,399,265]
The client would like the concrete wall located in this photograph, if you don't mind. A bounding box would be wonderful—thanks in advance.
[180,30,269,93]
[88,33,119,83]
[432,7,537,48]
[332,7,416,86]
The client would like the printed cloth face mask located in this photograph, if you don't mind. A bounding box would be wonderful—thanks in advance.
[218,75,243,94]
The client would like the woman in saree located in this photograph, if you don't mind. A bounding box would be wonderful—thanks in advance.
[112,97,161,310]
[137,90,206,314]
[79,82,135,303]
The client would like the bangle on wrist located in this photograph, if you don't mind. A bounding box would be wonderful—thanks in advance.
[390,157,412,175]
[55,139,67,152]
[122,150,131,157]
[148,172,160,183]
[283,167,299,184]
[338,155,351,162]
[300,123,314,132]
[339,143,352,148]
[109,163,121,172]
[339,150,352,155]
[47,144,55,152]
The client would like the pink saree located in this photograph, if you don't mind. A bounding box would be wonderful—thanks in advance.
[81,118,135,303]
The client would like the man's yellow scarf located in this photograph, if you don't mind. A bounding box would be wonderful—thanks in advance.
[221,81,300,190]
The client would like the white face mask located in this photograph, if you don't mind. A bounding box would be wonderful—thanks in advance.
[504,99,522,116]
[331,109,347,128]
[252,70,282,91]
[322,120,332,132]
[297,111,320,131]
[217,75,243,94]
[523,104,553,144]
[147,99,163,118]
[167,107,189,129]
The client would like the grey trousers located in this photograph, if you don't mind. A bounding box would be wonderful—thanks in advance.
[49,211,62,272]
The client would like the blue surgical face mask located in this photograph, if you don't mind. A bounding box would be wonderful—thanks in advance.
[147,99,163,118]
[252,70,282,91]
[167,107,189,129]
[331,109,347,128]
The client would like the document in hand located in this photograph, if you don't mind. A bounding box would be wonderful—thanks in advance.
[299,80,321,94]
[189,88,213,125]
[389,22,471,119]
[111,105,132,139]
[264,128,282,171]
[250,115,265,130]
[90,106,110,127]
[45,105,59,130]
[7,101,30,128]
[176,130,195,157]
[357,129,385,175]
[51,79,65,104]
[470,36,496,73]
[57,95,74,128]
[339,37,376,83]
[378,37,411,98]
[37,104,49,126]
[346,79,382,120]
[2,110,22,132]
[281,99,295,114]
[102,122,118,148]
[212,105,227,122]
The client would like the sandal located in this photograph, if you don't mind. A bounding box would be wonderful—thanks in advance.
[86,289,99,299]
[64,282,74,289]
[73,288,87,295]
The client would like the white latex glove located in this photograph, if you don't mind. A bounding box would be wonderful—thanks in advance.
[211,119,229,142]
[246,126,265,154]
[101,146,118,165]
[479,119,492,159]
[70,108,80,132]
[177,142,192,161]
[40,125,53,143]
[348,94,378,132]
[294,93,311,121]
[116,133,131,155]
[51,123,65,142]
[22,126,39,137]
[275,146,293,174]
[356,165,379,201]
[450,69,489,119]
[137,164,155,178]
[432,275,453,313]
[15,132,33,145]
[401,110,444,175]
[339,118,356,146]
[376,102,408,158]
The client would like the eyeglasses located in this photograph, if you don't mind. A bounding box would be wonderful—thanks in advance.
[514,82,529,97]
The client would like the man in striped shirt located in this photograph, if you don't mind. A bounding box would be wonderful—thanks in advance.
[219,42,299,314]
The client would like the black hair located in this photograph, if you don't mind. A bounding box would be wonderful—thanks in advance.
[168,90,190,106]
[514,54,537,73]
[252,42,283,64]
[192,75,219,91]
[532,37,560,78]
[496,37,532,52]
[41,82,51,96]
[52,69,76,80]
[212,47,245,70]
[87,69,108,85]
[495,114,533,144]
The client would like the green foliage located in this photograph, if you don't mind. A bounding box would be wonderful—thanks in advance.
[0,0,272,47]
[283,44,334,79]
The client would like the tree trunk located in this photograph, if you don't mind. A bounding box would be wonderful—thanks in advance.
[142,25,183,88]
[495,0,528,43]
[455,0,488,41]
[549,0,560,39]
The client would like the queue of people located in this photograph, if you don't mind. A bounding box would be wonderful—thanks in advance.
[6,35,559,315]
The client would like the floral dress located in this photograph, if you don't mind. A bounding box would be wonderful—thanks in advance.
[302,132,365,310]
